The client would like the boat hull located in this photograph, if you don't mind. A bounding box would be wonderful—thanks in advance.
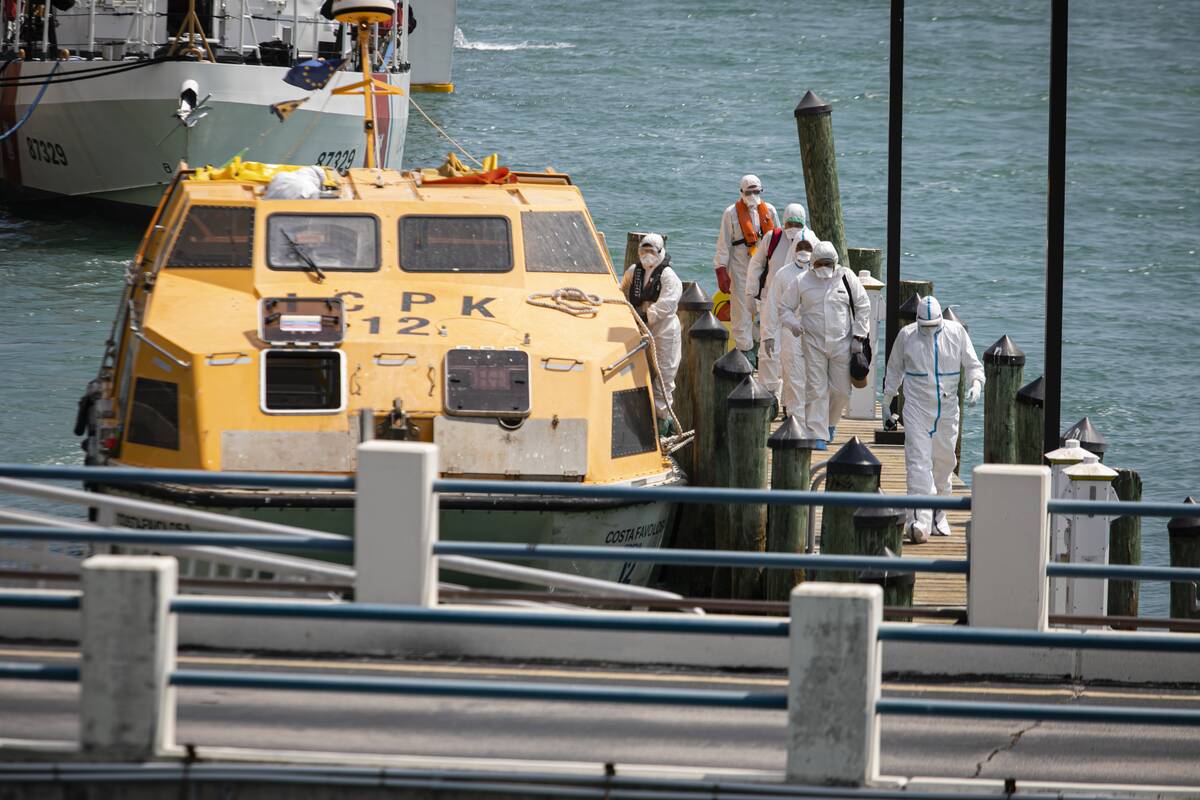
[0,60,409,208]
[94,484,679,587]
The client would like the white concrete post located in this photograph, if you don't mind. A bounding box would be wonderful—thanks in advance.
[80,555,177,759]
[355,440,439,606]
[1064,454,1118,619]
[847,270,884,420]
[786,583,881,786]
[969,464,1051,629]
[1045,438,1088,615]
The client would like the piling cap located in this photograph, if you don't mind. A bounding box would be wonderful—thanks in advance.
[983,335,1026,366]
[1064,452,1118,481]
[768,414,822,450]
[898,293,922,321]
[793,90,832,117]
[858,270,884,290]
[1168,497,1200,539]
[1015,375,1045,408]
[678,281,710,312]
[712,347,753,380]
[826,436,882,477]
[1060,417,1107,457]
[1045,437,1089,464]
[853,504,905,529]
[688,311,729,341]
[727,374,775,408]
[942,306,967,331]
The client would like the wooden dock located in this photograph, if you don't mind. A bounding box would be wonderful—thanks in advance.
[768,408,969,617]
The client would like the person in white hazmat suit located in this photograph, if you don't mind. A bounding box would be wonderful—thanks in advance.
[746,203,820,412]
[621,233,682,436]
[713,175,780,356]
[760,242,813,425]
[779,241,871,447]
[882,296,984,542]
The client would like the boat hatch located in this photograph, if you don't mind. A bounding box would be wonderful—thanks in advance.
[259,297,345,347]
[444,349,530,418]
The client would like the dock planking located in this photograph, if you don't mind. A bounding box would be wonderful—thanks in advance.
[765,406,968,618]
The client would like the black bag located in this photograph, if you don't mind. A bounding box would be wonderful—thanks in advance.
[843,273,872,384]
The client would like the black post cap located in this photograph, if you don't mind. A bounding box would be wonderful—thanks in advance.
[1060,416,1108,456]
[688,310,729,341]
[1016,375,1045,408]
[942,306,967,331]
[854,504,905,529]
[713,347,753,380]
[1168,497,1200,539]
[898,292,922,321]
[983,335,1027,366]
[768,414,821,450]
[727,374,775,408]
[678,281,710,312]
[793,90,832,117]
[826,436,882,477]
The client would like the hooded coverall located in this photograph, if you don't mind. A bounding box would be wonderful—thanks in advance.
[882,319,985,538]
[714,200,779,352]
[621,258,682,418]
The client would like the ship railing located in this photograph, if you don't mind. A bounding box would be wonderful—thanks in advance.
[0,474,694,608]
[0,561,1197,789]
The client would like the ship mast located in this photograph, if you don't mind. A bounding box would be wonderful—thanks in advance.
[330,0,406,169]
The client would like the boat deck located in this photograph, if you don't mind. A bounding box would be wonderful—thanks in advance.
[769,407,969,618]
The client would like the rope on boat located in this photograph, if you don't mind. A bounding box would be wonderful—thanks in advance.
[407,93,484,168]
[525,287,686,439]
[0,61,59,142]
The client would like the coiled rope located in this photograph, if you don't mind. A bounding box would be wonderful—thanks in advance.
[525,287,686,439]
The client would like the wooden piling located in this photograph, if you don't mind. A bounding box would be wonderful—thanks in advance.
[726,375,775,600]
[765,415,815,601]
[674,282,711,437]
[1107,468,1142,618]
[854,505,913,617]
[711,348,753,598]
[982,335,1025,464]
[1061,417,1108,462]
[848,247,883,282]
[942,307,968,474]
[667,311,728,597]
[794,90,848,264]
[820,437,882,581]
[1168,497,1199,620]
[1015,376,1046,466]
[897,280,933,319]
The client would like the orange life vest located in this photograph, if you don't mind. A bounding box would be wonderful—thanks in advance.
[734,200,775,254]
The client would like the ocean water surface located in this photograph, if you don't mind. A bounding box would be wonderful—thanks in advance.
[1,0,1196,613]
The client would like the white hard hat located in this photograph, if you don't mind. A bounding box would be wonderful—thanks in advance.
[812,240,839,265]
[782,202,807,225]
[739,174,762,193]
[917,295,943,327]
[639,233,664,252]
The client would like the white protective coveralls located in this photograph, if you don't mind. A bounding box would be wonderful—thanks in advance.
[760,250,811,419]
[714,175,779,352]
[621,234,682,420]
[746,202,819,406]
[779,242,871,441]
[882,296,984,541]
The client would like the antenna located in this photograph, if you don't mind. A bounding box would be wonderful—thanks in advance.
[330,0,405,169]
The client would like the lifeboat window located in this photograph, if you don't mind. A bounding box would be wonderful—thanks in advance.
[267,214,380,272]
[261,350,345,414]
[399,216,512,273]
[167,206,254,267]
[127,378,180,450]
[522,211,610,274]
[611,387,656,458]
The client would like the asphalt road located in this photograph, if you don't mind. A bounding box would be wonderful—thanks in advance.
[2,645,1198,787]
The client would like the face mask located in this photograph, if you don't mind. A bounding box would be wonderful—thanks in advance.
[796,251,812,265]
[640,252,659,268]
[918,325,936,337]
[784,227,800,241]
[743,192,761,207]
[814,265,834,278]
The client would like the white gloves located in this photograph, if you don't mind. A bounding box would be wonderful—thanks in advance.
[785,321,803,337]
[965,380,982,406]
[762,338,775,357]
